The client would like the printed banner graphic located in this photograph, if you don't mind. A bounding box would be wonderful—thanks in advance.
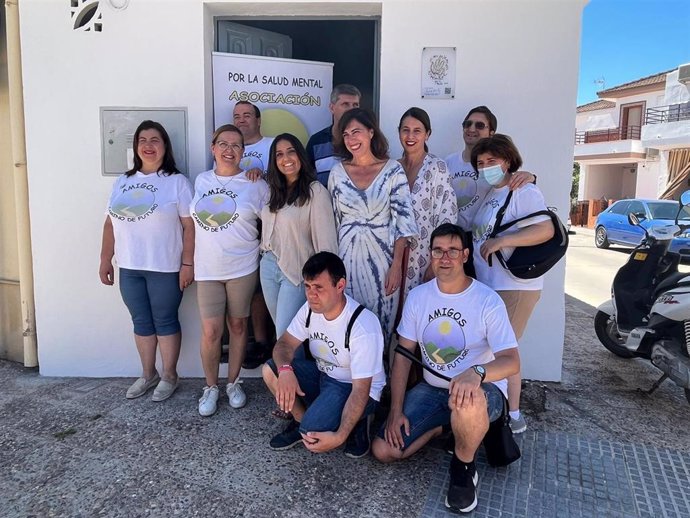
[213,52,334,146]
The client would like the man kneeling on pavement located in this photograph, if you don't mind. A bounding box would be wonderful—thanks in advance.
[372,223,520,514]
[262,251,386,458]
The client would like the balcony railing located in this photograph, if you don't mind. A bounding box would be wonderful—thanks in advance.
[646,104,690,124]
[575,125,641,145]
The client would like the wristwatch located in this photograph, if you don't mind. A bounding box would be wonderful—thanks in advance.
[472,365,486,382]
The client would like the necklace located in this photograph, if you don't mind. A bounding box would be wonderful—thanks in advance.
[214,170,238,189]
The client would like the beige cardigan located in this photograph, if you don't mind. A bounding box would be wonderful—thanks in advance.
[260,181,338,285]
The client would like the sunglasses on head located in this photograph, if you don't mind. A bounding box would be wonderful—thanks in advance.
[462,120,488,130]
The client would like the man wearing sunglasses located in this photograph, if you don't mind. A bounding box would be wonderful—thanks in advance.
[445,106,535,231]
[372,223,519,514]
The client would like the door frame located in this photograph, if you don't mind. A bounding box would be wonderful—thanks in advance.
[213,16,381,111]
[619,101,645,140]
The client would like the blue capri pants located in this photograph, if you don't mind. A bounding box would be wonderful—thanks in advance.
[119,268,183,336]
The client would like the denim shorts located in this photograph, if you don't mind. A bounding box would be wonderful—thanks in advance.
[268,359,377,434]
[119,268,182,336]
[376,381,505,451]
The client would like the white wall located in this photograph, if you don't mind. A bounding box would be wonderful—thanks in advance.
[621,168,637,199]
[378,1,584,382]
[21,0,585,381]
[575,89,665,133]
[636,159,662,198]
[583,164,625,200]
[575,108,616,132]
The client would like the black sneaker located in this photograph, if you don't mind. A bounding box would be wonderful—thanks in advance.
[445,456,478,513]
[269,419,302,451]
[344,415,371,459]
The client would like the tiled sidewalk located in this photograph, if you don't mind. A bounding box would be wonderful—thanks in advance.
[422,431,690,517]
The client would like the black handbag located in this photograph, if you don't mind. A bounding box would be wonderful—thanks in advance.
[394,345,521,467]
[482,395,521,467]
[488,190,569,279]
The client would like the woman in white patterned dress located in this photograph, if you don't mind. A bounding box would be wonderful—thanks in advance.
[397,107,458,299]
[328,108,418,348]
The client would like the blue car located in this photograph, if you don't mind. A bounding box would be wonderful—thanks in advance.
[594,198,690,256]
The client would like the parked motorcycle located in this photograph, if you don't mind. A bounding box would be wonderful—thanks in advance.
[594,190,690,405]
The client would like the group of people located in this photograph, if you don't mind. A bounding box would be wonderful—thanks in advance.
[99,84,554,514]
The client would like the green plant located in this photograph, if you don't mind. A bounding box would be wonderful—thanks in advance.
[571,162,580,208]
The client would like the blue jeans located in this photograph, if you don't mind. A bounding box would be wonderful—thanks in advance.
[377,381,505,450]
[260,252,306,338]
[119,268,182,336]
[269,359,378,434]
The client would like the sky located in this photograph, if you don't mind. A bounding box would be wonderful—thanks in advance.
[578,0,690,106]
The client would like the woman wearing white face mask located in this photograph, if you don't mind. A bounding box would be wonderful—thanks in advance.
[470,134,554,435]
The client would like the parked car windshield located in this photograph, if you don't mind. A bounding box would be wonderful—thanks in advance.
[647,202,690,221]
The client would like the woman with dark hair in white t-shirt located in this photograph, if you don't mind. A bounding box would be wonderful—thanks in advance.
[470,134,554,434]
[99,120,194,402]
[192,124,269,417]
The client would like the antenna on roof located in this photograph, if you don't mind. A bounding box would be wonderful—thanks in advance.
[593,77,606,90]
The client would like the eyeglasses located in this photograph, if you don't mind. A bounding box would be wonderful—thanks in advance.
[431,248,463,259]
[462,120,488,130]
[215,141,243,152]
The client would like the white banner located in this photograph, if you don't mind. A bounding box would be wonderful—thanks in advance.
[212,52,334,146]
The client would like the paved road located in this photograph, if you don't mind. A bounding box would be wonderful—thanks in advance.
[565,227,690,311]
[565,229,628,310]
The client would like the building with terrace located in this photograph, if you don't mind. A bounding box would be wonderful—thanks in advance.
[573,65,690,226]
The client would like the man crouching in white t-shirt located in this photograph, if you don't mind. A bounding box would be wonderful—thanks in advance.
[371,223,519,514]
[262,251,386,458]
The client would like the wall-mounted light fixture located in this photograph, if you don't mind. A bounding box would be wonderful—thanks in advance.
[107,0,129,10]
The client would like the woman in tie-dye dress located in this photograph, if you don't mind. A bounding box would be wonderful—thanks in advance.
[328,108,418,348]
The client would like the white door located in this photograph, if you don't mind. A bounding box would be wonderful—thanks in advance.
[217,22,292,58]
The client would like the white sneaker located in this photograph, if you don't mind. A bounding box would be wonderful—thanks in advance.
[198,385,219,416]
[510,413,527,434]
[226,379,246,409]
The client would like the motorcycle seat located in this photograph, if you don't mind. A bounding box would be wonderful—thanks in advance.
[654,271,690,296]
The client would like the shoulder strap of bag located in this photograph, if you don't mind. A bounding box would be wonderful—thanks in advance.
[494,209,556,234]
[487,190,514,267]
[489,190,514,238]
[305,304,365,351]
[394,344,452,382]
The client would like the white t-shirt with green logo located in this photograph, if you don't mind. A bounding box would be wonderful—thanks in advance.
[106,171,193,272]
[190,170,269,280]
[287,295,387,401]
[397,278,517,397]
[241,137,274,173]
[445,151,491,230]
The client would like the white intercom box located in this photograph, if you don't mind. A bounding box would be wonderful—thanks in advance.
[100,107,188,176]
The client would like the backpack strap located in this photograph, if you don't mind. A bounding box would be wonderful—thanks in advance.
[304,304,365,352]
[344,304,366,350]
